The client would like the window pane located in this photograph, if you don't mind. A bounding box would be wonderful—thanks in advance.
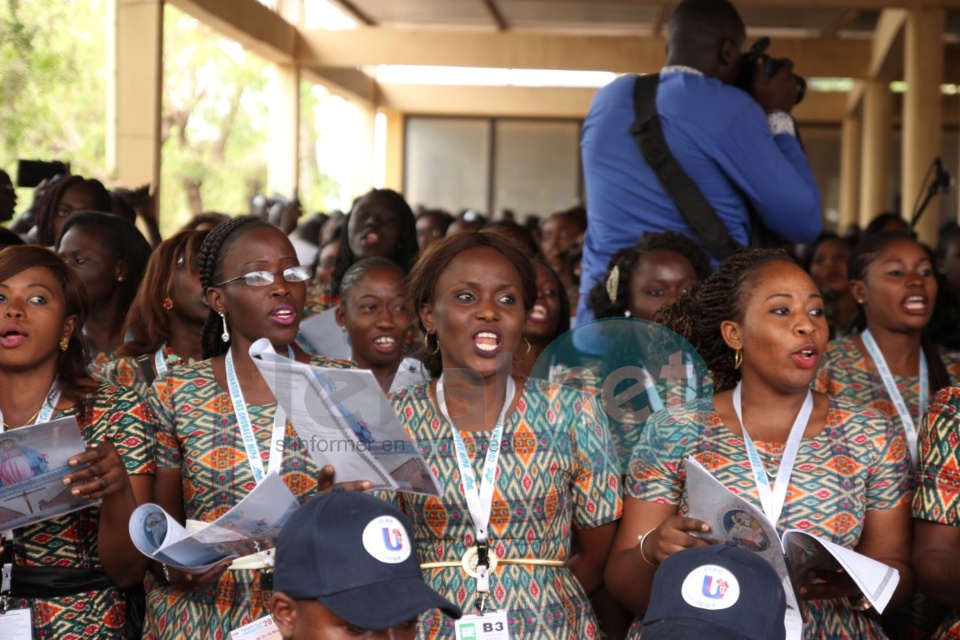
[493,120,581,216]
[405,117,490,213]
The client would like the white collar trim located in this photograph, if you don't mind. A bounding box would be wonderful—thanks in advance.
[660,65,705,77]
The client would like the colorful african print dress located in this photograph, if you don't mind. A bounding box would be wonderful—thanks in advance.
[627,397,911,639]
[9,382,154,640]
[142,356,346,640]
[96,348,195,400]
[301,282,337,319]
[388,378,622,639]
[913,387,960,639]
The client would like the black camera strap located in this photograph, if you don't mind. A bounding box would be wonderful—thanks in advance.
[630,74,742,262]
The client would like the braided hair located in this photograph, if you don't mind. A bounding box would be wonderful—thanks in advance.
[655,248,793,392]
[197,216,274,358]
[588,231,712,319]
[847,231,951,395]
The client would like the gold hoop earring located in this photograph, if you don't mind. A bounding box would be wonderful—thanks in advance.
[424,333,439,356]
[524,338,531,355]
[59,335,70,352]
[734,348,743,370]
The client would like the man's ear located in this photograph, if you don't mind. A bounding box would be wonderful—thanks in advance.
[720,319,742,352]
[270,592,298,639]
[849,279,866,305]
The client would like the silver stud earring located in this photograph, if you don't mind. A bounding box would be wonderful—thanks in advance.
[219,312,230,343]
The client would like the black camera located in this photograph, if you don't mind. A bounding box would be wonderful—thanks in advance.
[737,37,806,105]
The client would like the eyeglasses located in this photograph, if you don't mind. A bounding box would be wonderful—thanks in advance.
[214,265,312,288]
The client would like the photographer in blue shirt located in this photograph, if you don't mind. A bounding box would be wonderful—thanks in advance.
[578,0,821,324]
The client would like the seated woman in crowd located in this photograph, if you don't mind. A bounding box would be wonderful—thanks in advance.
[56,211,151,362]
[803,232,856,338]
[0,246,154,637]
[303,188,419,319]
[99,229,208,397]
[588,230,711,322]
[606,249,913,639]
[32,174,113,247]
[387,231,622,638]
[415,208,453,252]
[143,217,356,639]
[335,257,426,393]
[913,386,960,639]
[514,257,569,378]
[815,231,959,467]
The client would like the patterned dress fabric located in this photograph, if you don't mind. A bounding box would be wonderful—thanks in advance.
[302,282,337,320]
[912,386,960,639]
[142,356,346,640]
[10,382,154,640]
[97,356,152,400]
[385,378,622,639]
[627,397,910,639]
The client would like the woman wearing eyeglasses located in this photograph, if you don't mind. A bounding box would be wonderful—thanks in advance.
[142,217,361,640]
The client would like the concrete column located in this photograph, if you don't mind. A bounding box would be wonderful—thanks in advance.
[109,0,163,199]
[267,64,300,198]
[381,109,405,192]
[859,80,893,228]
[839,115,862,233]
[901,9,946,245]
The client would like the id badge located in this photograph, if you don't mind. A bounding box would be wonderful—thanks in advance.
[454,609,510,640]
[0,608,33,640]
[784,606,803,640]
[229,615,281,640]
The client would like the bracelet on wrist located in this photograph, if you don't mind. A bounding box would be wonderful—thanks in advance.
[638,528,660,567]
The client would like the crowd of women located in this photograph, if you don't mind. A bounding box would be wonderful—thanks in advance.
[3,172,960,640]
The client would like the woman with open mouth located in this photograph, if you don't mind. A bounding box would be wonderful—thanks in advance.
[142,217,361,640]
[607,248,913,639]
[0,246,154,638]
[386,230,622,638]
[513,257,569,379]
[336,256,426,393]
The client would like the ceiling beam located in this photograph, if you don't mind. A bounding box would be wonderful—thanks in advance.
[168,0,296,62]
[481,0,509,31]
[302,67,376,105]
[869,8,907,80]
[819,9,861,38]
[490,0,959,7]
[298,29,871,79]
[328,0,376,26]
[650,4,669,36]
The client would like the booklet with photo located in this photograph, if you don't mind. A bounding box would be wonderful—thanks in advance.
[129,471,299,573]
[685,457,899,615]
[249,339,442,496]
[0,415,96,531]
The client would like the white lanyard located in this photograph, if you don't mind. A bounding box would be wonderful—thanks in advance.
[225,347,293,483]
[643,353,697,413]
[436,375,516,600]
[861,329,926,466]
[155,348,168,377]
[0,384,61,433]
[732,382,813,526]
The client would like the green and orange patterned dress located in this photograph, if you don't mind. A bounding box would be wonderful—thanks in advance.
[10,382,154,640]
[913,386,960,639]
[302,281,337,320]
[142,356,346,640]
[387,378,622,639]
[627,397,910,639]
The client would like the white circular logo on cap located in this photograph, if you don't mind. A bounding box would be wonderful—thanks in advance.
[679,563,740,610]
[362,516,411,564]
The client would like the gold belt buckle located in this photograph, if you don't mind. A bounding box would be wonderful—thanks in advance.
[461,545,498,578]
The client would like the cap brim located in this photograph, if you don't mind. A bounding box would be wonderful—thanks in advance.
[319,577,462,631]
[642,618,752,640]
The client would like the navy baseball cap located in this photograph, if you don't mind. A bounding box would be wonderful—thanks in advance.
[642,545,787,640]
[274,491,462,630]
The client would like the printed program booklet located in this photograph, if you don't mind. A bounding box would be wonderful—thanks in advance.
[249,339,442,496]
[0,415,95,531]
[129,471,299,573]
[685,457,899,616]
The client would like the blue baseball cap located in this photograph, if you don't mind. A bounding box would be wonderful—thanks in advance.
[274,491,461,630]
[643,545,787,640]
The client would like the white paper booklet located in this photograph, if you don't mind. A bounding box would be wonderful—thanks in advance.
[249,339,442,496]
[685,457,899,615]
[129,472,299,573]
[0,416,95,531]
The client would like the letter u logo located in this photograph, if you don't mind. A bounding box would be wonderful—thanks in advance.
[701,576,723,599]
[381,528,402,551]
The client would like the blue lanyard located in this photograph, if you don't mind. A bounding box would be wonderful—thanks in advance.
[861,329,926,466]
[154,348,168,377]
[225,346,294,483]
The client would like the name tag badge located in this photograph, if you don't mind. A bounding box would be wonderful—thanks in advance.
[454,609,510,640]
[0,608,33,640]
[784,606,804,640]
[229,615,281,640]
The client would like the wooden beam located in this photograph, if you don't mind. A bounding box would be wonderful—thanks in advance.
[167,0,296,62]
[820,9,860,38]
[869,9,907,80]
[650,4,668,36]
[846,80,866,116]
[302,66,376,105]
[481,0,509,31]
[298,29,871,79]
[328,0,376,26]
[500,0,960,7]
